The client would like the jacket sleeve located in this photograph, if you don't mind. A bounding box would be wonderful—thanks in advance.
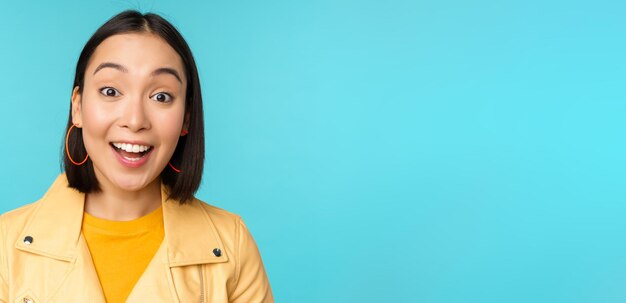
[229,218,273,303]
[0,215,9,303]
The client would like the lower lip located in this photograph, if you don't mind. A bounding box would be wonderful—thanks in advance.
[111,145,153,168]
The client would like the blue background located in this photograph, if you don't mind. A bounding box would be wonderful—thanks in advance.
[1,1,625,302]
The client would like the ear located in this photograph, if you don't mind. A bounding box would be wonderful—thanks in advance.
[181,112,190,136]
[71,86,83,127]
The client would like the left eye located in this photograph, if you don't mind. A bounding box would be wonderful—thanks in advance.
[99,87,121,97]
[151,92,172,103]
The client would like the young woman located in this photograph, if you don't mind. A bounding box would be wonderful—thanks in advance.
[0,10,273,303]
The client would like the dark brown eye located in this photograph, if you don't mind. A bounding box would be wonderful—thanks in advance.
[99,87,120,97]
[152,92,172,103]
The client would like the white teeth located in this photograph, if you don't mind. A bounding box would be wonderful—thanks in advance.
[112,142,151,153]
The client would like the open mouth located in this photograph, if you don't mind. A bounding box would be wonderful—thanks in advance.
[110,142,154,162]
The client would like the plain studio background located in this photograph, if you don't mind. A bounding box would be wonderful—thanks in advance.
[1,1,625,302]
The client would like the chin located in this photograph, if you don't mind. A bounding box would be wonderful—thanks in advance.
[110,174,156,192]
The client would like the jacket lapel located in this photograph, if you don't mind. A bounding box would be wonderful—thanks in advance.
[69,234,107,302]
[161,183,229,266]
[14,174,107,302]
[125,241,176,302]
[15,175,85,261]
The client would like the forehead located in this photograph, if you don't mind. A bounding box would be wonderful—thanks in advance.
[86,33,185,80]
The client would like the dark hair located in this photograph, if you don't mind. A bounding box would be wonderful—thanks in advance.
[63,10,204,203]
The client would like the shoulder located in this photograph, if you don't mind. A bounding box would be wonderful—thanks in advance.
[2,200,39,218]
[190,198,245,233]
[1,173,82,235]
[1,201,40,238]
[185,198,258,256]
[194,198,242,220]
[189,199,273,301]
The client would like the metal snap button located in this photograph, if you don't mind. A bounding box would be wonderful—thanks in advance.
[213,248,222,257]
[23,236,33,245]
[23,297,34,303]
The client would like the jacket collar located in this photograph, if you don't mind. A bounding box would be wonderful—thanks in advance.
[16,174,228,266]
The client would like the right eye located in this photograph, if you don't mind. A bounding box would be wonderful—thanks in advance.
[99,87,121,97]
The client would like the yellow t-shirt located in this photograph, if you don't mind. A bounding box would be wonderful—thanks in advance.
[82,206,164,303]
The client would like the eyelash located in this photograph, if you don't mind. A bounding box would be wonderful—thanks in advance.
[98,87,174,103]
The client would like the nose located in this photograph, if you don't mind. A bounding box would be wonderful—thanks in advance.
[119,95,151,132]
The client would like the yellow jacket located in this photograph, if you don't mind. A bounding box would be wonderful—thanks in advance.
[0,174,274,302]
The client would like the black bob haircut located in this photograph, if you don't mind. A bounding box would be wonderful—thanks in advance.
[63,10,204,204]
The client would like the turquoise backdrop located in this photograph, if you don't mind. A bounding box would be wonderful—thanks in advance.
[1,1,625,302]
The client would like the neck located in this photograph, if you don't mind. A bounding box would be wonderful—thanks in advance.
[84,178,162,221]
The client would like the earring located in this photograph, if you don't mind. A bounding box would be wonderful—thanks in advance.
[181,130,189,136]
[168,162,181,173]
[65,125,89,165]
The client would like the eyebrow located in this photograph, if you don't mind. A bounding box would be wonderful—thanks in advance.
[93,62,183,84]
[151,67,183,84]
[93,62,127,74]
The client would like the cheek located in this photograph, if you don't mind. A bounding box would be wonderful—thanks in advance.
[155,110,186,146]
[80,99,113,148]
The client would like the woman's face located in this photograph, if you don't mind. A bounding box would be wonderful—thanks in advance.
[71,33,188,194]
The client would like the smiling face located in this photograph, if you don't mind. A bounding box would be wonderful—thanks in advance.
[71,32,188,194]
